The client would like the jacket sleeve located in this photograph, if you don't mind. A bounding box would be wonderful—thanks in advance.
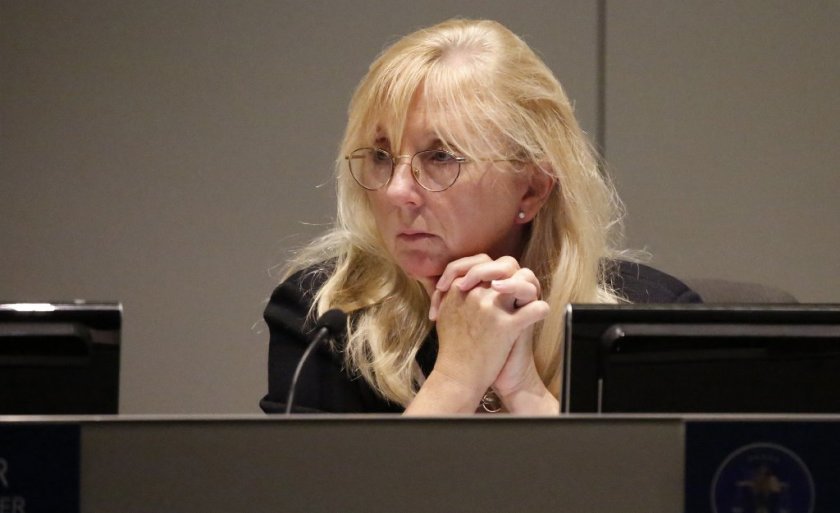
[259,266,402,414]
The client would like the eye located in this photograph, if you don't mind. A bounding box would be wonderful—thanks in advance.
[428,150,456,163]
[373,148,392,163]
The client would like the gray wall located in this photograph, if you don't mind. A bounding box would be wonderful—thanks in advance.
[1,1,837,413]
[605,2,840,302]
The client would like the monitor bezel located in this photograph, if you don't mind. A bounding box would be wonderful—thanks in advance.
[562,303,840,414]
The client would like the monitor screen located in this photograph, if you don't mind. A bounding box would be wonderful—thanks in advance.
[562,304,840,414]
[0,301,121,414]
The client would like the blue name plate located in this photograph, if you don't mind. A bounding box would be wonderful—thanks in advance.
[686,421,840,513]
[0,424,80,513]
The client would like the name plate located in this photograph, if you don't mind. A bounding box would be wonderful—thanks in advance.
[686,421,840,513]
[0,424,80,513]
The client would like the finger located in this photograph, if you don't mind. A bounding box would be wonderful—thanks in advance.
[456,256,521,291]
[435,254,492,292]
[490,276,539,296]
[429,288,443,321]
[433,276,490,321]
[490,268,541,306]
[510,299,551,326]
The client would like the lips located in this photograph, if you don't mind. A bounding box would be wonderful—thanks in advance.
[397,232,434,241]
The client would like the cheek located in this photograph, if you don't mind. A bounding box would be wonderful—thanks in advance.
[366,193,390,225]
[447,193,521,255]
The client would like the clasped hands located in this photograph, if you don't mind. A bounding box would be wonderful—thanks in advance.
[406,254,556,415]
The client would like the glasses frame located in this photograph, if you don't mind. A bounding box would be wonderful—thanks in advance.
[345,147,468,192]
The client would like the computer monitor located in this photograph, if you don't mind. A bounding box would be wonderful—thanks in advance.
[562,304,840,413]
[0,301,121,414]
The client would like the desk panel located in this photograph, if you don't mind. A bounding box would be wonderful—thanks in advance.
[78,416,684,512]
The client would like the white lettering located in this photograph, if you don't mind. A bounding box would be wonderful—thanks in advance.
[0,496,26,513]
[0,459,7,488]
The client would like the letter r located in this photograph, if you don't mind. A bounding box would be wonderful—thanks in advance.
[0,458,8,488]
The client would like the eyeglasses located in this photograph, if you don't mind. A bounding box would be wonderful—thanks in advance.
[345,147,467,192]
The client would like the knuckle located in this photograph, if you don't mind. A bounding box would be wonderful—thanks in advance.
[479,295,496,312]
[526,283,538,297]
[498,255,519,270]
[450,277,465,290]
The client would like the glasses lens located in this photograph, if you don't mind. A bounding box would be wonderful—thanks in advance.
[413,150,461,191]
[347,148,392,190]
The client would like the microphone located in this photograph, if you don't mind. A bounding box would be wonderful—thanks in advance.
[284,308,348,414]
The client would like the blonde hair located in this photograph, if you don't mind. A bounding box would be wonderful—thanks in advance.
[284,19,624,405]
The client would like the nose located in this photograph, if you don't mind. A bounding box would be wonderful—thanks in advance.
[383,157,423,206]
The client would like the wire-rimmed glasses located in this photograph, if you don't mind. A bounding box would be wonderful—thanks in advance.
[345,147,466,192]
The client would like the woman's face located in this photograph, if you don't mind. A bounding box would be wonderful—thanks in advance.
[364,96,531,287]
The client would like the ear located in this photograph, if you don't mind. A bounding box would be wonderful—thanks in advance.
[516,165,555,224]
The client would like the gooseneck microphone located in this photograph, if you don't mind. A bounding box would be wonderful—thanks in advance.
[285,308,348,414]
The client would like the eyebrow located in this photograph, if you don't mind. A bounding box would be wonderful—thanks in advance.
[372,136,451,152]
[374,136,390,149]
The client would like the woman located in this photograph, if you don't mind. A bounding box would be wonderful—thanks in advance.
[260,19,700,415]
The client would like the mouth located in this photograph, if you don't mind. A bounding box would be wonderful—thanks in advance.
[397,231,435,242]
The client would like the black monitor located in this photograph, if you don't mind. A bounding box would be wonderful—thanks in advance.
[562,304,840,413]
[0,301,121,414]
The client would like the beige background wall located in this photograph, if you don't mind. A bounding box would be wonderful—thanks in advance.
[1,1,837,413]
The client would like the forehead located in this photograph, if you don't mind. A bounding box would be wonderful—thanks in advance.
[374,95,436,141]
[371,91,497,155]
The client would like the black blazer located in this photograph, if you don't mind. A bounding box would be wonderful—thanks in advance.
[260,261,701,413]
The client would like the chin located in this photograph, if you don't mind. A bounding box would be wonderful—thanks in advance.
[395,253,446,282]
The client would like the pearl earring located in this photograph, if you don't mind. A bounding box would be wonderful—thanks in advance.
[517,211,526,220]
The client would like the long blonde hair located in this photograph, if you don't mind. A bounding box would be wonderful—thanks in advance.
[284,19,624,405]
